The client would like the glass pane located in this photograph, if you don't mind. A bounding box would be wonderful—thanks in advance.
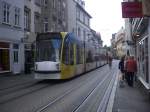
[36,38,62,62]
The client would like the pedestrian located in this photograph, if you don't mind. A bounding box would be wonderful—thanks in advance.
[108,56,112,68]
[125,56,137,87]
[118,56,125,80]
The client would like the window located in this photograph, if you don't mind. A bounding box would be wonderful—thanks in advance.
[35,0,41,6]
[13,51,18,63]
[58,0,61,16]
[24,8,30,31]
[87,18,89,26]
[34,12,40,33]
[62,1,66,8]
[62,35,74,65]
[44,18,48,32]
[14,7,20,26]
[43,0,48,6]
[83,14,85,24]
[78,27,81,37]
[76,45,83,64]
[77,9,80,20]
[36,38,62,62]
[13,44,19,63]
[62,42,74,65]
[52,0,55,9]
[2,2,10,24]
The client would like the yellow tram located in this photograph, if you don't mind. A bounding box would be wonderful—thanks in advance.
[34,32,107,79]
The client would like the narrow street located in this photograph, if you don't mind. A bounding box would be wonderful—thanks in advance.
[0,61,119,112]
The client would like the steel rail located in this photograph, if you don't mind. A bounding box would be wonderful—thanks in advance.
[35,70,111,112]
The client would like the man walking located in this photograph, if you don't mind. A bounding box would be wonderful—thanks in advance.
[125,56,137,87]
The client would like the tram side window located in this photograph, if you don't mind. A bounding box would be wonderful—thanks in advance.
[62,42,74,65]
[76,45,83,64]
[62,44,69,64]
[86,51,93,63]
[70,43,74,65]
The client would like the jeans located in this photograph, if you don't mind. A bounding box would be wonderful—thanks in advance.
[126,72,134,87]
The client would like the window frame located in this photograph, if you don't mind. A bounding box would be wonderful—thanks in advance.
[2,2,10,24]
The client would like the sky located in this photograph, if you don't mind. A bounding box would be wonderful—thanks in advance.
[85,0,125,46]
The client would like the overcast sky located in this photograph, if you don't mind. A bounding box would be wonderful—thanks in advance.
[85,0,125,46]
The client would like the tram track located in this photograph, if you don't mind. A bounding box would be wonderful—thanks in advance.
[72,71,115,112]
[0,81,52,104]
[73,65,118,112]
[35,68,113,112]
[0,66,110,112]
[0,80,38,95]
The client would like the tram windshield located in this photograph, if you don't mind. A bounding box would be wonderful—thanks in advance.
[36,38,62,62]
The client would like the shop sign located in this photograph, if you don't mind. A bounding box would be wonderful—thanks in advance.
[122,2,143,18]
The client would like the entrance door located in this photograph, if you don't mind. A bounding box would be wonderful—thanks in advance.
[25,50,33,73]
[0,49,10,72]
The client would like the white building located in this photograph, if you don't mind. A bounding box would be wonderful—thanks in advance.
[0,0,42,74]
[0,0,24,74]
[115,27,126,58]
[67,0,92,41]
[76,0,92,41]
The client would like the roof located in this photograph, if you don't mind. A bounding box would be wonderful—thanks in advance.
[76,2,92,18]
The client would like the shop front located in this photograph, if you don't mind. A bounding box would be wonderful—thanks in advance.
[137,35,149,88]
[0,42,10,73]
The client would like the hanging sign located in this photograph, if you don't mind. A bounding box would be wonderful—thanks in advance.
[122,2,143,18]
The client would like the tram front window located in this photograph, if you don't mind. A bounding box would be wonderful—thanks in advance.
[36,38,62,62]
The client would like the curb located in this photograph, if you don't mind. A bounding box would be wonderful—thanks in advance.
[106,70,119,112]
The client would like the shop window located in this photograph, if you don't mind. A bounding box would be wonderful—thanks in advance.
[138,36,149,83]
[0,49,10,71]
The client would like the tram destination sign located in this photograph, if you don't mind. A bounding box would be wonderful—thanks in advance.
[37,32,61,41]
[122,2,143,18]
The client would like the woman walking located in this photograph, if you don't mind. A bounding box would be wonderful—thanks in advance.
[125,56,137,87]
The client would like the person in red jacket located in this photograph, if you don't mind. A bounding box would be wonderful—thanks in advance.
[125,56,137,87]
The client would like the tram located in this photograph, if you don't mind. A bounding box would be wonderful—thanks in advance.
[34,32,107,79]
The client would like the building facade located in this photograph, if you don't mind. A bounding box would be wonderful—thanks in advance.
[23,0,42,73]
[123,0,150,89]
[115,27,126,58]
[75,0,91,41]
[0,0,24,74]
[41,0,67,32]
[67,0,76,33]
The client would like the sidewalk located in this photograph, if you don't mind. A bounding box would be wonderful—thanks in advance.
[0,73,37,90]
[112,73,150,112]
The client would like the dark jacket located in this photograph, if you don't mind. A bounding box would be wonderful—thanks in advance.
[119,60,124,73]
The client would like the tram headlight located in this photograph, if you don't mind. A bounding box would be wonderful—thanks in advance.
[56,63,59,70]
